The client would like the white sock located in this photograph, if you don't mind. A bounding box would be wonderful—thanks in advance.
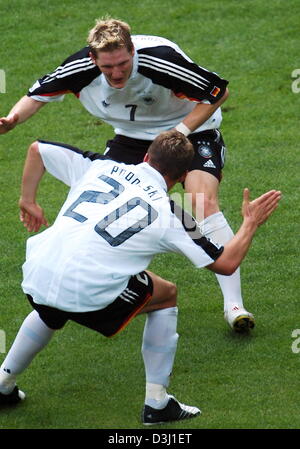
[145,383,169,409]
[0,310,55,394]
[199,212,244,311]
[142,307,178,409]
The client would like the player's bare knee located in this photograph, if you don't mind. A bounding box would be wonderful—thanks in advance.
[201,195,219,219]
[140,281,177,313]
[166,281,177,307]
[29,140,40,155]
[189,191,218,220]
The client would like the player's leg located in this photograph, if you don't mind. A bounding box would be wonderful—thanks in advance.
[139,271,178,408]
[185,131,254,331]
[140,271,200,425]
[0,309,57,404]
[0,297,67,405]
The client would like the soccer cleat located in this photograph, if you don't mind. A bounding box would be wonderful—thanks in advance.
[0,386,26,405]
[142,395,201,425]
[224,306,255,332]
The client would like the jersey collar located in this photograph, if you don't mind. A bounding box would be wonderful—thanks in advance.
[129,48,139,80]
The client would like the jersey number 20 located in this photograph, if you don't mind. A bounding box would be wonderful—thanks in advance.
[63,175,158,246]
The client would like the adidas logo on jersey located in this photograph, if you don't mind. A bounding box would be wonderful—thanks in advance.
[203,160,216,168]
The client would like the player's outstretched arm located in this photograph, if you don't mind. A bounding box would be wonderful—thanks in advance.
[207,188,281,275]
[0,96,45,135]
[19,141,49,232]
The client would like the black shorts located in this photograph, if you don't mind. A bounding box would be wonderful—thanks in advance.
[104,130,226,181]
[27,272,153,337]
[188,129,226,182]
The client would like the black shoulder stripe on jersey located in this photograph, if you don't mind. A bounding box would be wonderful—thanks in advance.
[137,46,228,104]
[38,140,106,161]
[169,200,224,260]
[28,47,101,96]
[42,58,95,84]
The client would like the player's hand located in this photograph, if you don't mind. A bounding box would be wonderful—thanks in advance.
[0,113,19,134]
[242,188,281,227]
[19,199,49,232]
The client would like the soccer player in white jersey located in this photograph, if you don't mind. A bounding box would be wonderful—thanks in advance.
[1,18,253,329]
[0,130,281,424]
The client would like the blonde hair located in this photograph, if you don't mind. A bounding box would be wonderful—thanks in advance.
[87,17,133,56]
[148,130,194,180]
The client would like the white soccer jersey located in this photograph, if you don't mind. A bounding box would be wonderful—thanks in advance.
[27,35,228,140]
[21,141,224,312]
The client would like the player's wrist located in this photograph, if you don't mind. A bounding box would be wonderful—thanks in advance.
[175,122,191,137]
[19,196,36,206]
[240,218,258,237]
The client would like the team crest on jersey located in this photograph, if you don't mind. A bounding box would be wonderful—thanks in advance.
[197,142,213,158]
[141,95,156,105]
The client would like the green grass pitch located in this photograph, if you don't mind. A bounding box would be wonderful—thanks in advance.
[0,0,299,430]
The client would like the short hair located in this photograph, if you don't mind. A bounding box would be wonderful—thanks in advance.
[147,130,194,181]
[87,17,134,56]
